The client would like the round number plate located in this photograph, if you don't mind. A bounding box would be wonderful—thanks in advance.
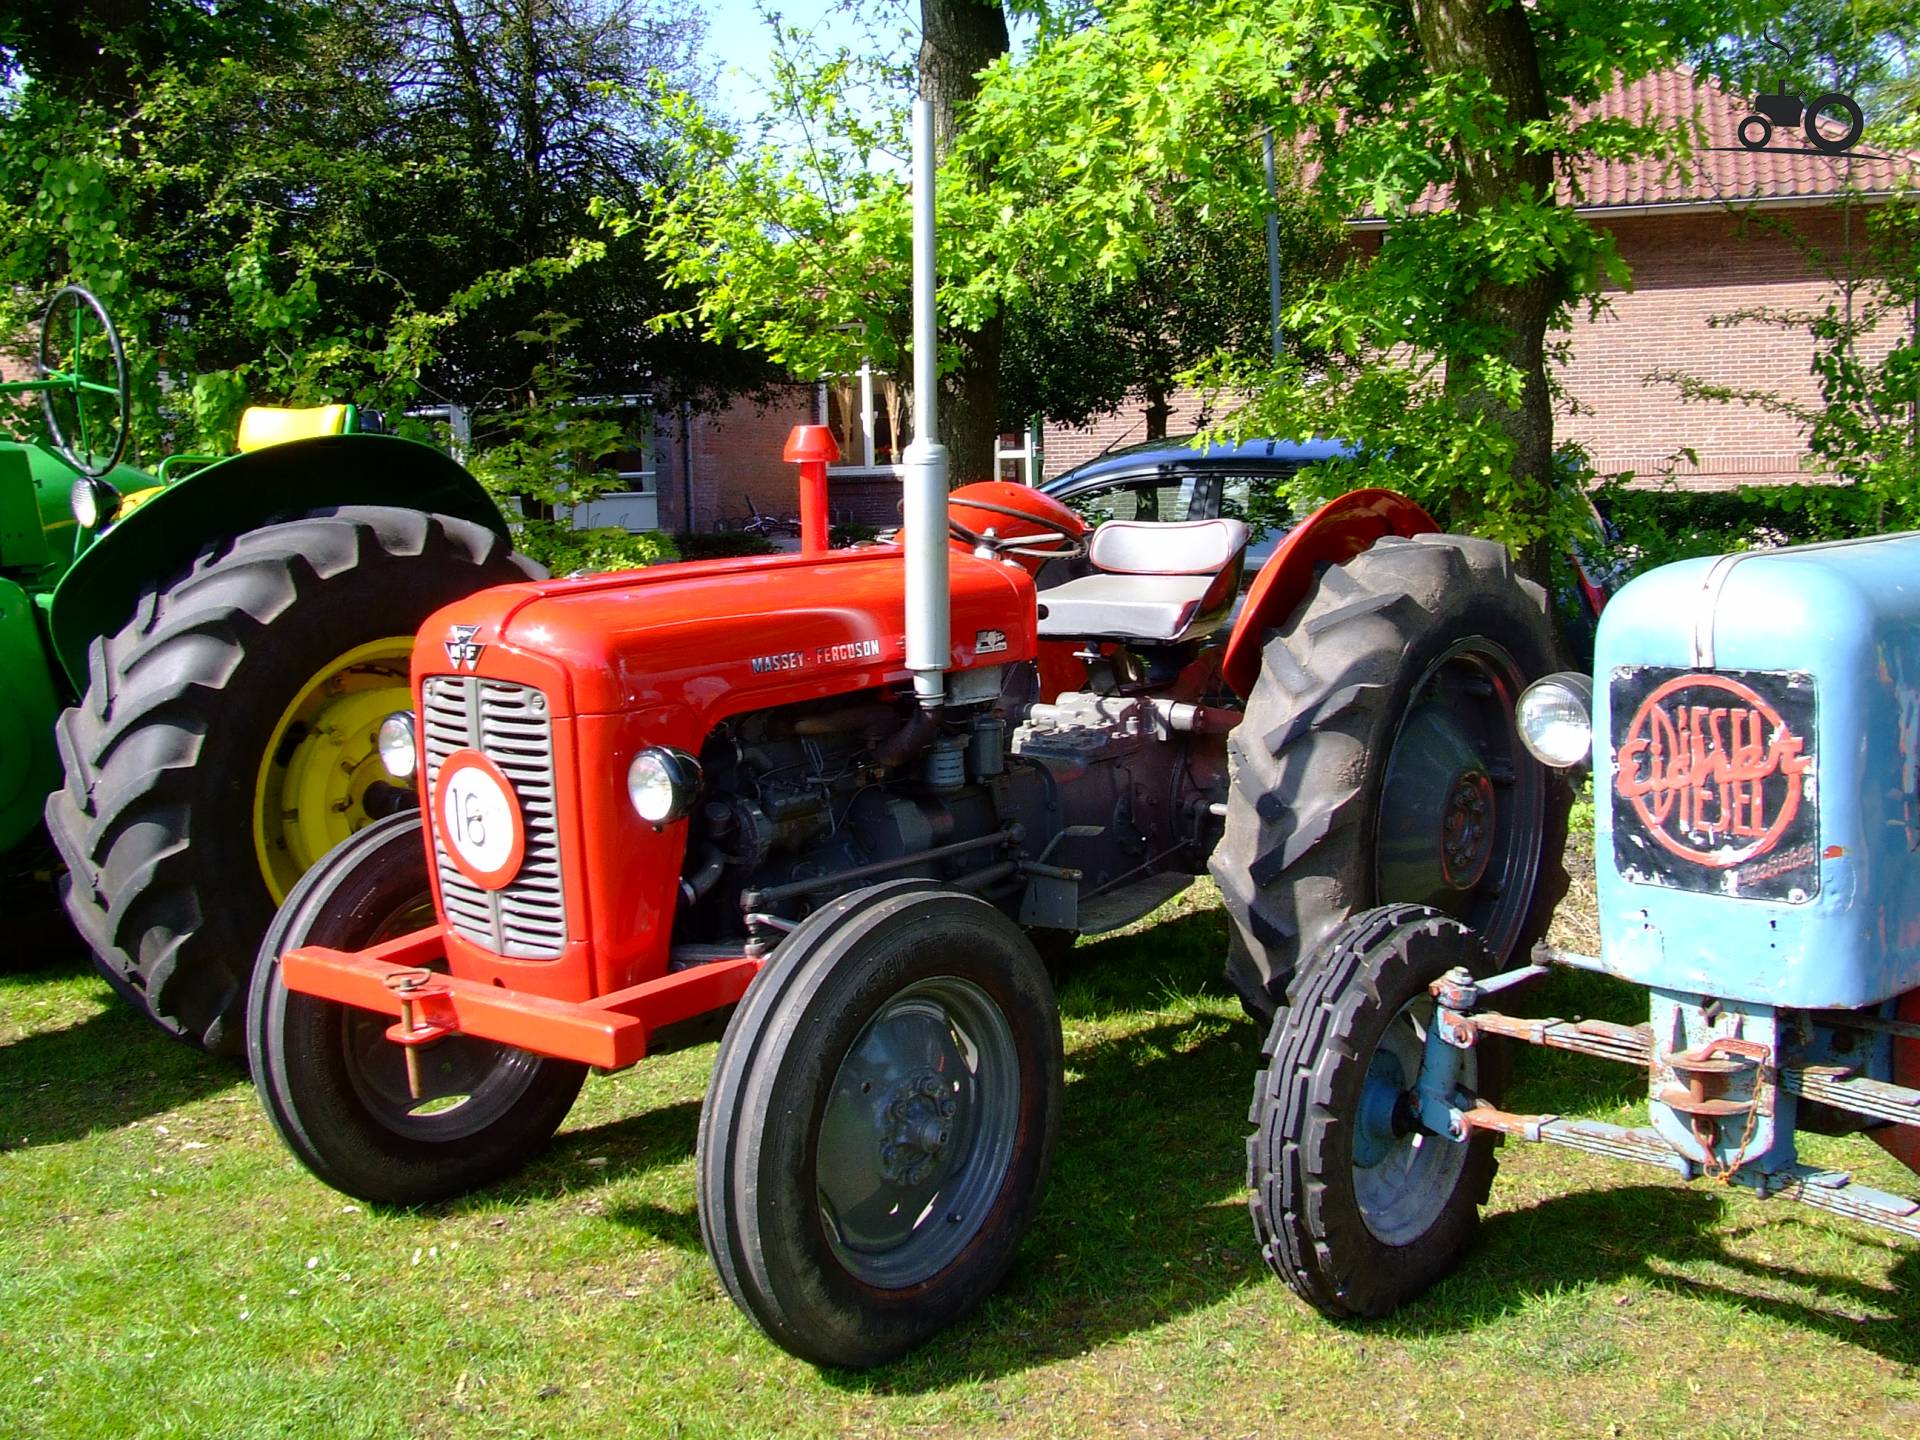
[433,749,526,891]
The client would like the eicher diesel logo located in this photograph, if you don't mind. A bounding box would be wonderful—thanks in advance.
[1610,667,1819,902]
[445,624,486,670]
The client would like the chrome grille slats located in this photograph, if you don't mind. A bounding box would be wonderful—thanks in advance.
[422,674,569,958]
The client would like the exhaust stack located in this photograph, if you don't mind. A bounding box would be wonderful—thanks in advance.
[902,94,949,711]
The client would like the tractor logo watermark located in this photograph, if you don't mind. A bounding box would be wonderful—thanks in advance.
[1734,83,1864,154]
[1615,672,1813,869]
[444,624,486,670]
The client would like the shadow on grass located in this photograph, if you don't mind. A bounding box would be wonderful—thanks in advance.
[0,998,238,1151]
[1379,1182,1920,1369]
[459,1099,707,1209]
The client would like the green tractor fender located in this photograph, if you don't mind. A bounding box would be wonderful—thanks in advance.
[47,431,508,688]
[0,574,64,854]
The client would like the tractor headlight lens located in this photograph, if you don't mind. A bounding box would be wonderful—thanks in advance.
[376,710,418,779]
[1516,673,1594,769]
[627,746,701,825]
[70,476,121,529]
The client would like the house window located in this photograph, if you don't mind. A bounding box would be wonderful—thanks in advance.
[821,364,905,471]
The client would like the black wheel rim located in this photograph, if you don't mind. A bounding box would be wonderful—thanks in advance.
[1804,93,1863,153]
[1374,638,1545,960]
[1351,992,1476,1245]
[815,976,1021,1288]
[334,896,546,1140]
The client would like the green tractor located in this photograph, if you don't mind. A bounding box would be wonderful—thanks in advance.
[4,285,537,1055]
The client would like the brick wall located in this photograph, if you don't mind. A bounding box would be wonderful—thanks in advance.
[1035,200,1904,490]
[1561,205,1898,489]
[655,384,912,532]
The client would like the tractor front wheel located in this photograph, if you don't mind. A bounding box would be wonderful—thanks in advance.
[47,506,537,1055]
[1248,904,1503,1318]
[698,882,1063,1368]
[247,812,585,1205]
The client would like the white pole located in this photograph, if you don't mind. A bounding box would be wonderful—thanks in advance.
[903,94,950,711]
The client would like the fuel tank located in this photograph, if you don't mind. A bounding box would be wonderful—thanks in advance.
[1593,532,1920,1008]
[419,542,1036,720]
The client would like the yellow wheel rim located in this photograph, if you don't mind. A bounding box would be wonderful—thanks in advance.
[252,637,415,903]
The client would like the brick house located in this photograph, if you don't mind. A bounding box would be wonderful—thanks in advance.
[1040,69,1912,489]
[635,68,1911,528]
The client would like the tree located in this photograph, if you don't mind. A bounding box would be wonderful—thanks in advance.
[641,0,1018,481]
[0,0,762,460]
[956,0,1757,558]
[999,186,1339,440]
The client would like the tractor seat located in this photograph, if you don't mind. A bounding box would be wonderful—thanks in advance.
[1036,518,1250,644]
[235,404,357,453]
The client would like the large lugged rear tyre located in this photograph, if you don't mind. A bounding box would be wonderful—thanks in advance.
[699,882,1063,1368]
[248,812,585,1205]
[46,506,536,1055]
[1248,904,1504,1318]
[1209,533,1569,1025]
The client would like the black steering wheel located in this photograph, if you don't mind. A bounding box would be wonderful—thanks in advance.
[39,284,131,478]
[948,497,1086,560]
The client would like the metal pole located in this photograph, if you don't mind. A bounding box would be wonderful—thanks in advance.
[903,95,950,711]
[1262,129,1284,361]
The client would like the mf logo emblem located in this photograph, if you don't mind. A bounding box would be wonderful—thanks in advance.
[445,624,486,670]
[1611,668,1819,901]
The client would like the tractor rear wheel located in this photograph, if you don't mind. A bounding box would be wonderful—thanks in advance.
[247,812,585,1205]
[698,882,1063,1368]
[46,506,536,1055]
[1248,904,1503,1318]
[1209,532,1568,1025]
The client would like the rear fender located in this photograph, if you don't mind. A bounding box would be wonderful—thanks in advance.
[47,433,508,688]
[1218,488,1438,698]
[0,576,63,852]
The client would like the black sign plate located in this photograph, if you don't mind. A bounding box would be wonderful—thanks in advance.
[1609,666,1819,902]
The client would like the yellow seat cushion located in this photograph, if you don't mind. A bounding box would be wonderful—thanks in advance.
[236,404,354,453]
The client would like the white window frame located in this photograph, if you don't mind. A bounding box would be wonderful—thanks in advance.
[819,363,904,474]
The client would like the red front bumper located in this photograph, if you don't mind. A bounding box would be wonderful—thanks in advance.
[281,925,761,1070]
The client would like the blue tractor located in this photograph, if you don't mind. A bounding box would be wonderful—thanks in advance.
[1248,533,1920,1316]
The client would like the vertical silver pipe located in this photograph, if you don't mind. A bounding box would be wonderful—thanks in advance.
[1262,129,1284,361]
[903,94,950,710]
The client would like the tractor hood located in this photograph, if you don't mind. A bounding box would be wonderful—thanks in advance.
[415,543,1038,720]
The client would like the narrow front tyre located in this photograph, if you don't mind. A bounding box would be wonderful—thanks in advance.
[1248,904,1502,1318]
[247,812,585,1206]
[698,883,1064,1368]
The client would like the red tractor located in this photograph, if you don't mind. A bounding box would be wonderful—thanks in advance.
[247,103,1568,1368]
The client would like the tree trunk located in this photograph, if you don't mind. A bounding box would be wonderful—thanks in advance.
[1409,0,1563,574]
[1143,379,1172,441]
[919,0,1008,483]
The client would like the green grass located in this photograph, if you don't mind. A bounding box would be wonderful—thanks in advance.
[5,858,1920,1439]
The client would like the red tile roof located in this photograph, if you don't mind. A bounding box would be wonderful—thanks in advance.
[1352,68,1914,223]
[1572,67,1912,211]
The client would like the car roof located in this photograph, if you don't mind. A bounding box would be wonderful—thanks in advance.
[1040,435,1355,493]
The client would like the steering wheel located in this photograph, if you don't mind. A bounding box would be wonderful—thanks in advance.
[947,497,1086,560]
[38,284,131,478]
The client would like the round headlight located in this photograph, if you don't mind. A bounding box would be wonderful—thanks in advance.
[1516,673,1594,769]
[627,746,701,825]
[70,476,120,529]
[376,710,418,779]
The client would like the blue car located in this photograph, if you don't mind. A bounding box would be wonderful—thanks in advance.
[1039,436,1355,577]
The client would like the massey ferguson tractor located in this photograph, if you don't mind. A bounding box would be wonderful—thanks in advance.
[1246,531,1920,1321]
[246,102,1568,1367]
[1,285,534,1055]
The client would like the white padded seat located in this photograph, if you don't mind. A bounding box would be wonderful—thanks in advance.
[1037,518,1250,643]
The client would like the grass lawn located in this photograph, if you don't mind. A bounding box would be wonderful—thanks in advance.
[6,833,1920,1439]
